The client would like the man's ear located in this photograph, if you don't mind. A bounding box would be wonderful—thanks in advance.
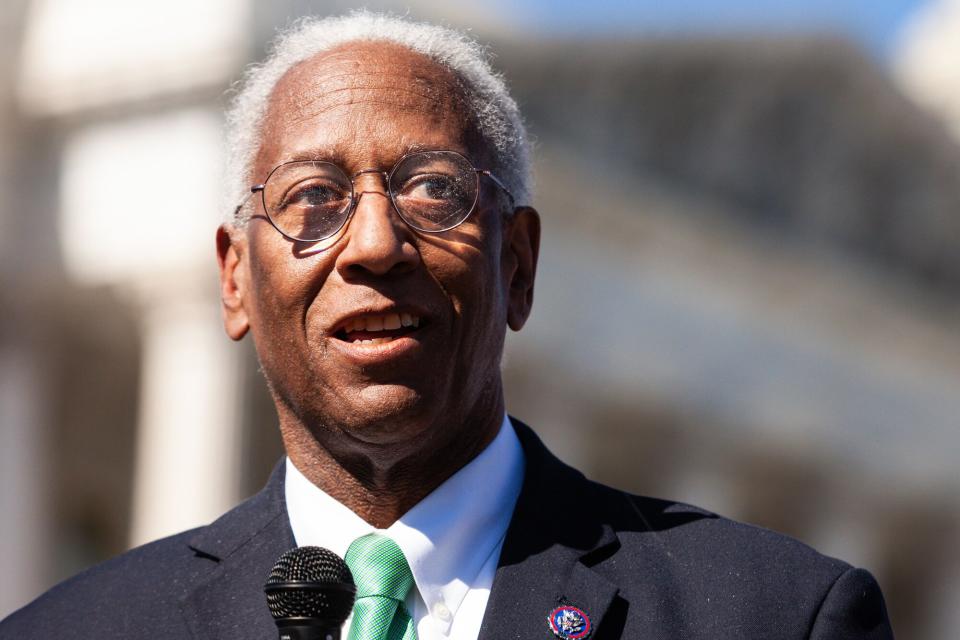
[216,224,250,341]
[503,206,540,331]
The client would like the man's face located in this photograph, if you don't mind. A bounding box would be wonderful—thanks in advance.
[217,42,538,456]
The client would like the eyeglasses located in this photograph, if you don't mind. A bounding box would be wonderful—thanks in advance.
[235,150,514,243]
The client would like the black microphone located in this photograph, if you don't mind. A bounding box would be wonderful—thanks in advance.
[264,546,356,640]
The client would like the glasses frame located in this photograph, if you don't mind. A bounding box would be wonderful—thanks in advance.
[234,149,515,243]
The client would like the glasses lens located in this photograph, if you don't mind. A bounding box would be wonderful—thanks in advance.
[390,151,478,232]
[263,161,352,241]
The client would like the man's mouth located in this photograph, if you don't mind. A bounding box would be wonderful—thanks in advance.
[334,312,422,345]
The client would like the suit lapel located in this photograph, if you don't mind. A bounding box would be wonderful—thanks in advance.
[479,420,621,640]
[179,461,296,640]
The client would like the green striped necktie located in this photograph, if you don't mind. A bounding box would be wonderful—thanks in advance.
[345,534,418,640]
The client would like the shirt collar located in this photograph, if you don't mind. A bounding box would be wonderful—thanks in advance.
[285,414,525,630]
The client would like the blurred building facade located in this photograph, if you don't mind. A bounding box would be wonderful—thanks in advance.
[2,2,958,638]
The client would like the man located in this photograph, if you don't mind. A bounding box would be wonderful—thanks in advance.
[2,12,893,640]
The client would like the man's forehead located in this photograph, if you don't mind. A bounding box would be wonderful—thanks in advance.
[255,40,479,171]
[267,42,470,131]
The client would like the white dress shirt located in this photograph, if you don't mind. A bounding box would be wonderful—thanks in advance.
[285,415,525,640]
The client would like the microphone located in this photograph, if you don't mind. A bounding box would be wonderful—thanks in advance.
[264,546,356,640]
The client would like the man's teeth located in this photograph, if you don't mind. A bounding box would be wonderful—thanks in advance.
[384,314,401,330]
[343,313,421,335]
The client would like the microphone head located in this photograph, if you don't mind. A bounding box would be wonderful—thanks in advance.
[264,546,355,627]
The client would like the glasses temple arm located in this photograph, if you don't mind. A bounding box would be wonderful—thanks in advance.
[479,170,515,206]
[233,184,266,219]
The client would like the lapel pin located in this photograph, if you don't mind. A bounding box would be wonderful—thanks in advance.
[547,604,592,639]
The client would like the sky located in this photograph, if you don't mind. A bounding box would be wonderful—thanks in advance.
[496,0,929,60]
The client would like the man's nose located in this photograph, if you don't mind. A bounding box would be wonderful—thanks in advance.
[334,187,421,278]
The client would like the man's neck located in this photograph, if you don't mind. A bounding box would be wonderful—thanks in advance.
[278,395,505,528]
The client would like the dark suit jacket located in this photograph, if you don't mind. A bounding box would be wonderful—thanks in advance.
[2,420,893,639]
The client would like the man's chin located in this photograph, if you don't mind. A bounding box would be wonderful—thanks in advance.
[327,384,442,443]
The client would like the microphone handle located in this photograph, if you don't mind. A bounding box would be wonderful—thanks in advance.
[275,620,341,640]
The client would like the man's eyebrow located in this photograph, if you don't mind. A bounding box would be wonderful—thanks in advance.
[280,142,465,166]
[284,146,344,164]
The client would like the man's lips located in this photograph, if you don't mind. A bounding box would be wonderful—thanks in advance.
[332,311,425,345]
[327,309,429,365]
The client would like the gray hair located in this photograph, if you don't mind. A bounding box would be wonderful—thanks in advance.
[225,10,532,223]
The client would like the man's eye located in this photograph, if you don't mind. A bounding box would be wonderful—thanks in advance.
[401,174,460,201]
[281,183,348,209]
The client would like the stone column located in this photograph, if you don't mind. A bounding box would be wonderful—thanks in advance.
[0,346,50,615]
[128,286,242,546]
